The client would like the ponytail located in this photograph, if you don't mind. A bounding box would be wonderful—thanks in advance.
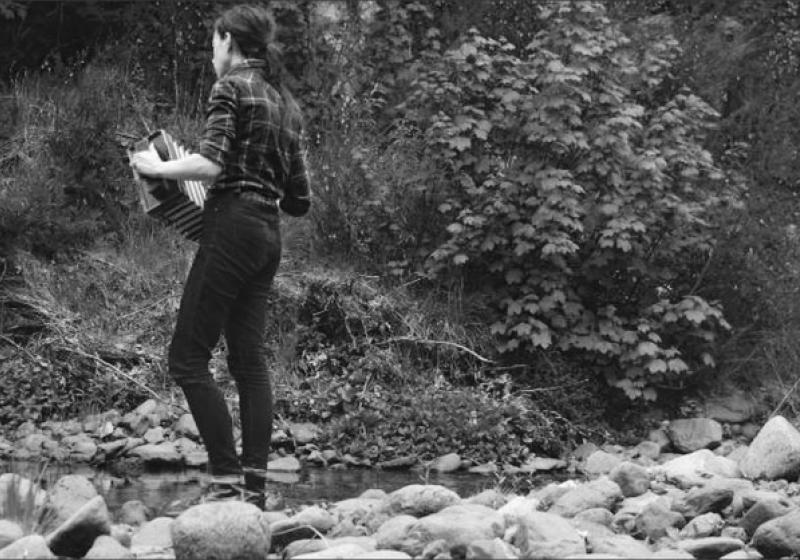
[214,4,303,169]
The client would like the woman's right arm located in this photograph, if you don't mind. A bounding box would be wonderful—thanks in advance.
[280,125,311,217]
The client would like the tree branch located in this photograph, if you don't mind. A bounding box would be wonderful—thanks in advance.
[383,336,495,363]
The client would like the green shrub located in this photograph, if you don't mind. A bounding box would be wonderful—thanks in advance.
[324,382,597,463]
[393,2,742,399]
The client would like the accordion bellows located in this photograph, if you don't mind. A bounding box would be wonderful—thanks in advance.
[130,130,207,242]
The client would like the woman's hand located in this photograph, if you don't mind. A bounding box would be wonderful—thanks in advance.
[130,150,165,178]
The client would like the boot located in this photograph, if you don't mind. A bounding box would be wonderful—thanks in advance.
[244,470,284,511]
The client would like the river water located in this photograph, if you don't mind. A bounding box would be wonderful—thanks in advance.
[4,461,517,514]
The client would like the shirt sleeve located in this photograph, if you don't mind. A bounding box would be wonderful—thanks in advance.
[197,79,238,168]
[280,124,311,216]
[288,127,311,201]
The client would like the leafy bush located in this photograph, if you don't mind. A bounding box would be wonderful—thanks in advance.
[323,382,596,464]
[392,2,742,399]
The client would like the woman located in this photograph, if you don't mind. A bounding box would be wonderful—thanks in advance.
[131,4,310,510]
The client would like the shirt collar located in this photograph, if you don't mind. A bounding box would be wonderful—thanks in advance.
[226,59,266,76]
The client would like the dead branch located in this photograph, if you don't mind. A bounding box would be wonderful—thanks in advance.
[383,336,495,364]
[769,374,800,419]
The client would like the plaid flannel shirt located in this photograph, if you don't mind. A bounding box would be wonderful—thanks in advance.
[197,59,310,209]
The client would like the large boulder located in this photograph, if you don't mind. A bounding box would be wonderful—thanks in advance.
[673,484,734,517]
[609,462,650,497]
[668,418,723,453]
[172,501,270,560]
[510,510,586,558]
[45,495,112,558]
[41,474,99,533]
[395,504,503,557]
[751,510,800,557]
[550,477,622,517]
[739,415,800,480]
[741,498,794,537]
[383,485,460,517]
[583,451,623,475]
[0,534,55,559]
[653,449,740,487]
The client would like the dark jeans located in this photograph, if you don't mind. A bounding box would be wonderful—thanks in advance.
[168,190,281,477]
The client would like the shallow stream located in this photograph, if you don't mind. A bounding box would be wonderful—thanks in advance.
[4,461,515,514]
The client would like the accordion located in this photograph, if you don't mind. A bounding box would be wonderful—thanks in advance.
[129,130,207,242]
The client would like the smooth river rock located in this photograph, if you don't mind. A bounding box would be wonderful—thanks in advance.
[395,504,503,557]
[668,418,723,453]
[740,498,793,537]
[45,495,111,558]
[653,449,740,487]
[510,510,586,558]
[609,462,650,497]
[751,510,800,557]
[550,477,622,517]
[739,415,800,480]
[171,501,271,560]
[41,474,99,533]
[383,484,460,516]
[0,534,55,559]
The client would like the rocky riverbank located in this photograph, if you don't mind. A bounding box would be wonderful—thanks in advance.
[3,405,800,558]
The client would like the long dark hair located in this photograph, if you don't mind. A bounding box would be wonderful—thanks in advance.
[214,5,302,172]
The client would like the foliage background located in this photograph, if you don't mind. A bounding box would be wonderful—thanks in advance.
[1,0,799,459]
